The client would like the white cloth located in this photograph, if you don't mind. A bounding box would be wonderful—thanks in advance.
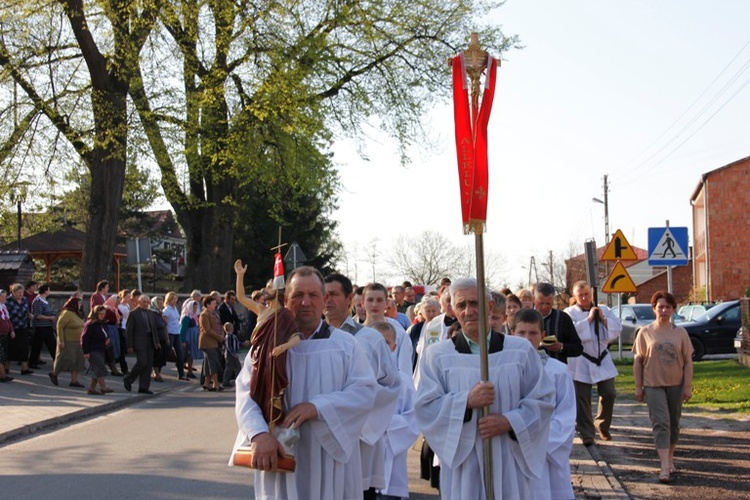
[348,320,401,490]
[415,335,555,500]
[229,329,378,500]
[533,355,576,500]
[412,313,451,389]
[380,370,420,498]
[564,304,622,384]
[117,303,130,329]
[386,318,413,375]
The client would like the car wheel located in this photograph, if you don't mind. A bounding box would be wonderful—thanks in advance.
[691,337,705,361]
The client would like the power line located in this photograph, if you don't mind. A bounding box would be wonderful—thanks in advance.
[612,36,750,182]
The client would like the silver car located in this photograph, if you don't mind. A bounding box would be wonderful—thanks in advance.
[611,304,656,345]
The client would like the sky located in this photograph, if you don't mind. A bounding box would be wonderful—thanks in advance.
[330,0,750,288]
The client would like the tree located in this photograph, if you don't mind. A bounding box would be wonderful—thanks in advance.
[129,0,516,290]
[388,230,464,285]
[232,130,341,288]
[0,0,160,289]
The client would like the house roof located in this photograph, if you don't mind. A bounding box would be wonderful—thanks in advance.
[144,210,184,240]
[565,245,649,267]
[0,251,33,271]
[0,226,126,256]
[690,154,750,202]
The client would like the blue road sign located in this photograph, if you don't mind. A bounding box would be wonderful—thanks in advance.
[648,227,689,266]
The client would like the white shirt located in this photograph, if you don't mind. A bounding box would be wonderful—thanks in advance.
[533,354,576,500]
[564,304,622,384]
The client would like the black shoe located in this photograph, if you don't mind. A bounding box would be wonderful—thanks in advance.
[20,369,34,375]
[124,379,132,392]
[110,371,124,377]
[218,385,225,391]
[49,372,59,386]
[0,376,13,382]
[138,389,154,395]
[37,360,47,365]
[29,364,40,369]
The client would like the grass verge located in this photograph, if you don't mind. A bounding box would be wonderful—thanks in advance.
[613,358,750,414]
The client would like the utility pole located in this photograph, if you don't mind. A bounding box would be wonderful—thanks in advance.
[548,250,554,288]
[603,175,610,305]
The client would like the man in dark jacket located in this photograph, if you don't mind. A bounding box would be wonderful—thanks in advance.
[534,282,583,364]
[124,295,163,394]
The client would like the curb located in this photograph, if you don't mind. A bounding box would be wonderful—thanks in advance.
[0,391,155,446]
[585,443,631,499]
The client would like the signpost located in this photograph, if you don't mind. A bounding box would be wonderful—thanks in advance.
[648,222,689,293]
[600,229,638,358]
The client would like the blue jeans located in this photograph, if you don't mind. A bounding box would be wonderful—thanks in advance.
[169,334,184,378]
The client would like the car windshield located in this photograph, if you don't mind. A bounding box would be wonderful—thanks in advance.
[692,302,734,323]
[631,305,655,321]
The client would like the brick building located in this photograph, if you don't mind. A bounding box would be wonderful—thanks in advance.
[565,244,649,296]
[690,156,750,301]
[633,261,693,304]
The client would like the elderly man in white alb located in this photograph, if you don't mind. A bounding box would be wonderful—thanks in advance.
[564,280,623,446]
[414,278,554,499]
[230,266,378,499]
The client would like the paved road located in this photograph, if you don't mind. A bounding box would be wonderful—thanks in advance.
[0,352,623,499]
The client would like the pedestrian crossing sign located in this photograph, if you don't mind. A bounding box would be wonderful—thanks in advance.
[647,227,689,266]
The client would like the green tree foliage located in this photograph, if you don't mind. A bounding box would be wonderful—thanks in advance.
[1,0,518,291]
[232,126,341,288]
[0,0,161,288]
[131,0,516,290]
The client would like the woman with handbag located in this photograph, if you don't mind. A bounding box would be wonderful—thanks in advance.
[103,294,123,376]
[180,300,200,379]
[162,291,186,380]
[150,296,168,382]
[81,305,113,395]
[49,294,86,388]
[198,296,224,391]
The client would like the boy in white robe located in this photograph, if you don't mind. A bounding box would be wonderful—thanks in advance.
[323,273,401,497]
[230,266,379,500]
[415,278,555,500]
[371,321,420,500]
[362,283,412,374]
[510,308,576,500]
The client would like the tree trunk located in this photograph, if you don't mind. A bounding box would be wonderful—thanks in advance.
[79,87,127,291]
[176,196,235,293]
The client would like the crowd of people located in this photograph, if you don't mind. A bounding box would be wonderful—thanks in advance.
[0,268,695,497]
[0,279,251,395]
[228,262,694,499]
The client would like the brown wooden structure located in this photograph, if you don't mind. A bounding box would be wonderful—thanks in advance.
[0,226,126,290]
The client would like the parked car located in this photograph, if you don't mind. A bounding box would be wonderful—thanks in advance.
[677,300,741,361]
[611,304,656,345]
[677,303,716,322]
[611,304,684,345]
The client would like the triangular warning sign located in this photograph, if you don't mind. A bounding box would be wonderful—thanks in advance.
[601,229,638,261]
[601,261,638,293]
[648,228,687,262]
